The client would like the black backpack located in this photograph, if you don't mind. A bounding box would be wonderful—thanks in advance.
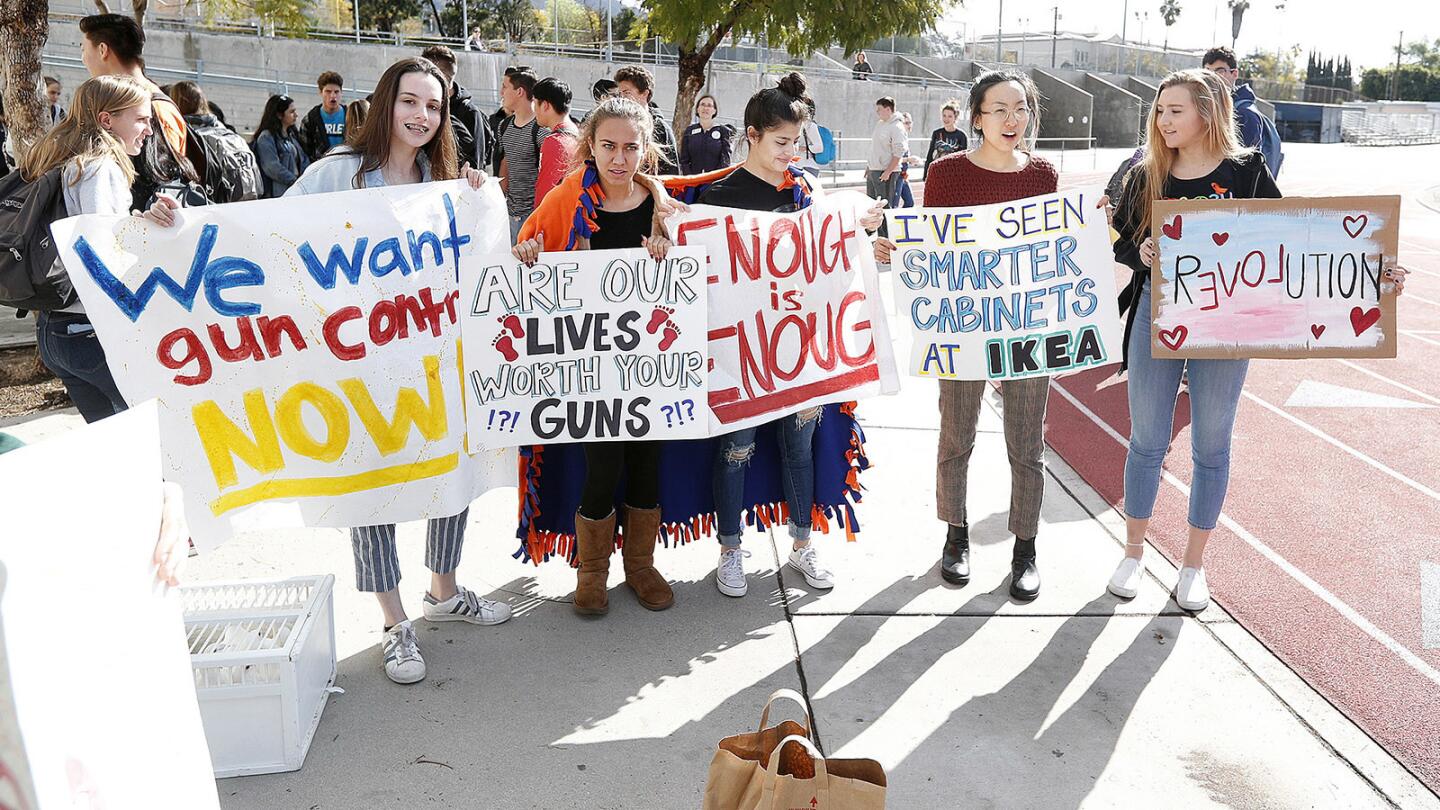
[190,118,261,202]
[0,166,76,312]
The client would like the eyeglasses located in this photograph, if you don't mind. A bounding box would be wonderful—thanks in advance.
[983,106,1031,120]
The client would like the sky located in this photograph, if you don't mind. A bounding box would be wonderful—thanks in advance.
[939,0,1439,74]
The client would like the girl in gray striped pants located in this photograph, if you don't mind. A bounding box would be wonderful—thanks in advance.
[286,57,511,685]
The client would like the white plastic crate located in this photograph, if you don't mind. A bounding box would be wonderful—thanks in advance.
[181,575,337,778]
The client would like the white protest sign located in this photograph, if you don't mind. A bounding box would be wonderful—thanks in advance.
[461,246,708,447]
[669,190,899,433]
[886,185,1123,380]
[0,402,220,810]
[51,182,515,548]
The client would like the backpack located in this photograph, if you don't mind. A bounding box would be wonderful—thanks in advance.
[813,125,836,166]
[131,94,212,211]
[1257,113,1284,178]
[190,119,261,202]
[0,166,76,312]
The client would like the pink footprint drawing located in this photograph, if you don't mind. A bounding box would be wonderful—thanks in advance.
[493,332,519,362]
[499,314,525,338]
[659,320,680,351]
[646,306,674,335]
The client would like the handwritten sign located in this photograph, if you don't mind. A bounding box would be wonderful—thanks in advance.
[886,186,1123,379]
[1151,196,1401,358]
[51,182,515,548]
[0,402,220,810]
[669,191,899,433]
[461,247,708,447]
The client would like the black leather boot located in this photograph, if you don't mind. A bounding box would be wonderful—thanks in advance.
[940,523,970,584]
[1009,536,1040,601]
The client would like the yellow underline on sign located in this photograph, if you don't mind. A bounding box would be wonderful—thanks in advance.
[210,453,460,515]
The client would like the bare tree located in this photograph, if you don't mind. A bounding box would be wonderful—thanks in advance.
[90,0,148,27]
[93,0,111,12]
[1,0,50,167]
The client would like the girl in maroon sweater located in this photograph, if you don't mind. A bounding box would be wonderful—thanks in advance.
[923,71,1057,601]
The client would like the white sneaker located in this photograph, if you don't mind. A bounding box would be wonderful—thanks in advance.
[1107,556,1143,599]
[787,544,835,590]
[422,585,512,625]
[716,547,751,598]
[1174,566,1210,612]
[382,620,425,684]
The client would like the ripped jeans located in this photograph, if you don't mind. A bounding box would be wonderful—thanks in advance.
[713,407,822,547]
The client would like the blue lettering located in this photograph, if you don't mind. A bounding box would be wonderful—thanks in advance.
[441,194,472,282]
[1055,235,1081,277]
[407,229,444,270]
[368,237,410,277]
[298,237,368,290]
[72,224,262,322]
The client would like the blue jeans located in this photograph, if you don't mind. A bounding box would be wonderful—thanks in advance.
[36,311,127,423]
[713,408,822,546]
[1123,284,1249,531]
[891,177,914,209]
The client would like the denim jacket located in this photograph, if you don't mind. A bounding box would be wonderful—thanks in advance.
[284,148,432,197]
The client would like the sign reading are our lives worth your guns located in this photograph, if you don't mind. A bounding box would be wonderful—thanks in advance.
[669,190,900,433]
[52,182,515,547]
[1150,195,1401,359]
[461,247,708,448]
[887,185,1124,380]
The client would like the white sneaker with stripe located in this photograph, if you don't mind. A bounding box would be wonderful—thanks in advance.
[382,620,425,684]
[422,585,513,626]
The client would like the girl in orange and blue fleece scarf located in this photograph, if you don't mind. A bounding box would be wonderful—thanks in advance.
[513,80,883,610]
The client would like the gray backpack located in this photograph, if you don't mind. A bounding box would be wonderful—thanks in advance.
[0,165,75,312]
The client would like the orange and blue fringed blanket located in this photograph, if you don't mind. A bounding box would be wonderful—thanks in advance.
[513,163,865,565]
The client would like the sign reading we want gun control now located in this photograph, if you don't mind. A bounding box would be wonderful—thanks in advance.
[461,246,708,448]
[670,191,900,433]
[886,185,1124,380]
[52,182,515,548]
[1150,195,1401,359]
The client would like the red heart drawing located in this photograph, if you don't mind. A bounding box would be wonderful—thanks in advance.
[1310,324,1326,339]
[1343,215,1368,239]
[1161,215,1183,241]
[1349,306,1381,336]
[1157,325,1189,351]
[1211,232,1230,246]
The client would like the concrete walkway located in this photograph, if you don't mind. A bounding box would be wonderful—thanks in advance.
[5,286,1437,810]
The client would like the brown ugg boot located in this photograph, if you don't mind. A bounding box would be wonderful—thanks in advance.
[573,510,615,615]
[620,505,674,611]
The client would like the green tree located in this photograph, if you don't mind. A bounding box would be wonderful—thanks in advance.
[1158,0,1181,53]
[206,0,313,31]
[358,0,422,32]
[1241,46,1301,85]
[1227,0,1249,50]
[644,0,955,137]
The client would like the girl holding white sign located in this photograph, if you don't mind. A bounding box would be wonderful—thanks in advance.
[284,57,502,685]
[20,75,180,423]
[513,97,680,616]
[1107,69,1404,610]
[923,70,1057,602]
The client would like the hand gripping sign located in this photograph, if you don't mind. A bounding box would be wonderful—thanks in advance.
[668,190,900,433]
[886,185,1124,380]
[51,181,515,548]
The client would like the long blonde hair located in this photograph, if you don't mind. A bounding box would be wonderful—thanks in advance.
[572,97,665,175]
[1127,68,1254,243]
[21,75,147,186]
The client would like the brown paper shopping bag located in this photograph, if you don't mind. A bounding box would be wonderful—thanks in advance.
[702,690,886,809]
[755,735,887,810]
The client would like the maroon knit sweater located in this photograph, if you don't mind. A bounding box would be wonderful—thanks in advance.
[922,152,1059,208]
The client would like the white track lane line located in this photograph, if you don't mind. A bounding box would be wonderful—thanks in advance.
[1049,380,1440,689]
[1334,358,1440,406]
[1402,331,1440,349]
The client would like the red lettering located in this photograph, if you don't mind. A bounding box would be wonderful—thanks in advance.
[207,317,263,363]
[256,314,306,357]
[1198,271,1220,311]
[369,299,401,345]
[323,306,366,360]
[770,315,808,381]
[766,219,802,279]
[674,217,719,246]
[1240,250,1266,288]
[727,218,762,283]
[156,327,212,385]
[837,291,875,367]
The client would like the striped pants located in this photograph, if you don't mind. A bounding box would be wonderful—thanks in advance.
[350,508,469,593]
[936,378,1049,540]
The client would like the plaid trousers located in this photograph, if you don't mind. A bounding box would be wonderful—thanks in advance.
[936,378,1049,540]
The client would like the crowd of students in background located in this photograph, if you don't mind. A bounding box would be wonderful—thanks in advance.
[11,13,1409,689]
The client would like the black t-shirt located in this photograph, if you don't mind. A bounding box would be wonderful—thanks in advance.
[1161,157,1280,202]
[696,167,796,213]
[589,194,655,250]
[926,127,968,171]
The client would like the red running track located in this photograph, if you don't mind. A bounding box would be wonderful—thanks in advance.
[1043,145,1440,794]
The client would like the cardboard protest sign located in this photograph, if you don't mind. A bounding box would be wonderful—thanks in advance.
[461,247,708,448]
[52,182,515,548]
[886,185,1123,380]
[1150,196,1401,359]
[0,402,221,810]
[669,191,899,433]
